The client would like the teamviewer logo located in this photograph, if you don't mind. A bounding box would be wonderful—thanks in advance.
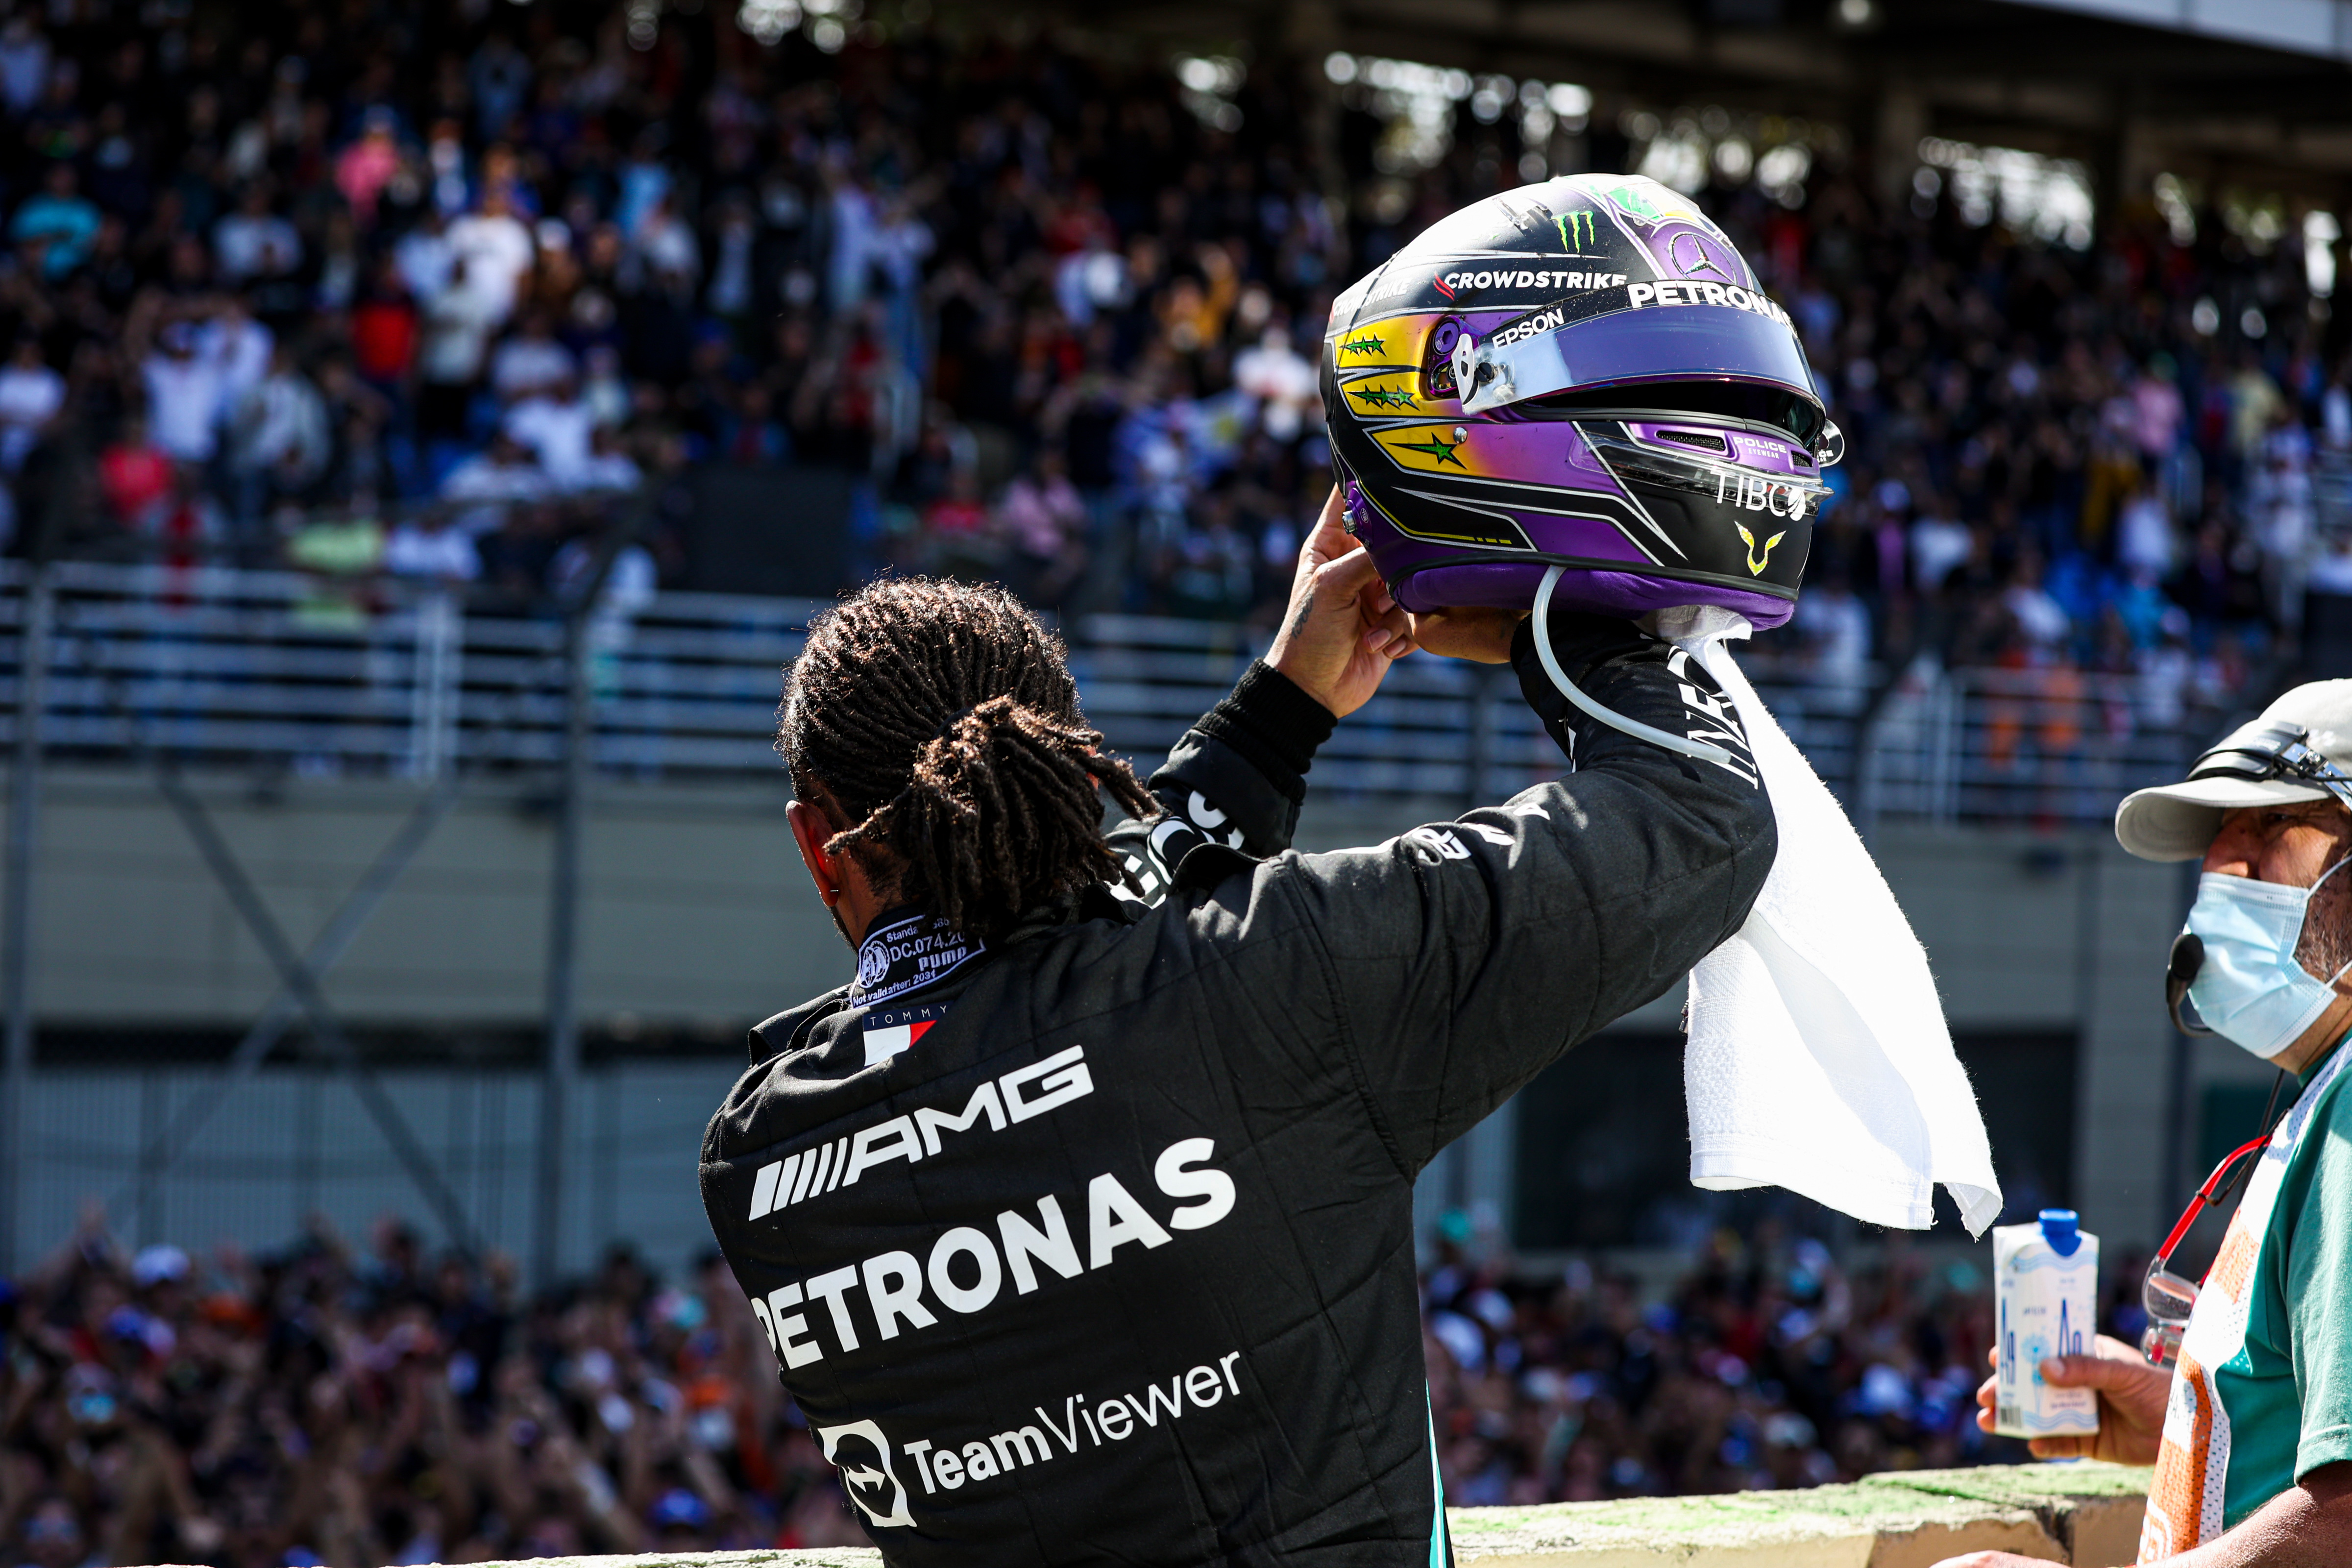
[816,1420,915,1528]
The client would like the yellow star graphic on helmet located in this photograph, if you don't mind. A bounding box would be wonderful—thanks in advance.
[1393,433,1467,468]
[1347,383,1417,411]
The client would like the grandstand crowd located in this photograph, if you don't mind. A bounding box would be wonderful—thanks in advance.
[0,0,2343,694]
[0,1212,2088,1562]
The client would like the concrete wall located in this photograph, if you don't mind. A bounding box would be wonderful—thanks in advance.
[7,768,2219,1273]
[301,1462,2150,1567]
[23,766,821,1029]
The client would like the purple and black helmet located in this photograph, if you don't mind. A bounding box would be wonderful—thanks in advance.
[1321,172,1838,632]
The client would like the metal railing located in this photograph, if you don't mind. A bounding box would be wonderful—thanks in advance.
[0,560,2241,826]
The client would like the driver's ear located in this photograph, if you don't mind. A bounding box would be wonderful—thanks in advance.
[788,798,843,906]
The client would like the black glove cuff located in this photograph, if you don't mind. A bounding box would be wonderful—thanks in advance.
[1192,661,1338,804]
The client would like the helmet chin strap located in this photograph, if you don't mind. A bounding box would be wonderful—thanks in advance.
[1530,564,1734,767]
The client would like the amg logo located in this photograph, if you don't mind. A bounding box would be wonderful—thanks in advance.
[746,1046,1094,1220]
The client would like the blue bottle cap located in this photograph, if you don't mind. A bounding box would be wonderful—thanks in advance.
[2039,1208,2081,1257]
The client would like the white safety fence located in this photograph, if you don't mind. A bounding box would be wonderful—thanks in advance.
[0,559,2239,826]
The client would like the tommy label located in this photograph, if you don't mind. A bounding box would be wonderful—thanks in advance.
[863,1003,950,1067]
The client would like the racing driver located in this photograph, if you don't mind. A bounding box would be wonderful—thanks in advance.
[699,482,1776,1564]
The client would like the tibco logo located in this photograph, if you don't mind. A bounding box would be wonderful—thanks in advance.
[1715,470,1810,521]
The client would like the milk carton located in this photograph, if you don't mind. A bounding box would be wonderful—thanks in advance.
[1992,1208,2100,1440]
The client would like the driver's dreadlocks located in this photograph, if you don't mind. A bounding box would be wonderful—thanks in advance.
[778,577,1155,944]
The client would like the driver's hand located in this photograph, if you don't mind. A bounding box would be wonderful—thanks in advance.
[1409,606,1526,664]
[1266,487,1415,718]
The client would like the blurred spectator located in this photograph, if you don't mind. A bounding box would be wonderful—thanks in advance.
[350,261,421,391]
[0,339,63,475]
[490,313,578,404]
[0,17,49,117]
[97,415,173,532]
[505,378,597,487]
[448,185,535,326]
[140,321,227,466]
[211,183,303,287]
[9,163,98,282]
[336,109,406,229]
[384,508,481,583]
[225,342,332,531]
[416,256,502,439]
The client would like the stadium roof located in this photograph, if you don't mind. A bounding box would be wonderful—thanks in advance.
[1050,0,2352,193]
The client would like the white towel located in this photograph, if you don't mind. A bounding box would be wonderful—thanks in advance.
[1653,607,2003,1236]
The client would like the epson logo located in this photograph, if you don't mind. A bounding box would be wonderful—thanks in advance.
[746,1046,1094,1220]
[1487,307,1565,350]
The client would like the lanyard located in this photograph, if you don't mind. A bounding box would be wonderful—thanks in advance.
[2140,1071,2290,1367]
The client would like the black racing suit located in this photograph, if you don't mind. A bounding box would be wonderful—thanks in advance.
[700,612,1775,1566]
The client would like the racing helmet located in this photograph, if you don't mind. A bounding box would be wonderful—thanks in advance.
[1321,172,1838,631]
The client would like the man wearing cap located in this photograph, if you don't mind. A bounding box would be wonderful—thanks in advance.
[1939,682,2352,1566]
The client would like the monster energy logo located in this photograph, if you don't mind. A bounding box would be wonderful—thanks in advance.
[1348,384,1416,410]
[1555,210,1597,252]
[1338,334,1385,357]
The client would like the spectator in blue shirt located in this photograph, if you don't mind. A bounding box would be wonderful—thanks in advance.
[9,163,98,281]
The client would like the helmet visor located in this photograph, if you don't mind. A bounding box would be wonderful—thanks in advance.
[1456,298,1822,429]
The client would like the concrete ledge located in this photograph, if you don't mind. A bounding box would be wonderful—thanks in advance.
[221,1464,2144,1568]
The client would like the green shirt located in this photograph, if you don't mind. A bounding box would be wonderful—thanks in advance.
[2213,1037,2352,1527]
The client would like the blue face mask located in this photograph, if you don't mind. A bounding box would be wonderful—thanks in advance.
[2185,860,2352,1059]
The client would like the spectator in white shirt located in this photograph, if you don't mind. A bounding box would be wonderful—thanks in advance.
[445,185,534,324]
[196,297,274,412]
[227,342,331,506]
[569,423,642,494]
[384,510,481,583]
[1232,324,1318,442]
[394,209,456,304]
[142,321,229,465]
[211,184,304,285]
[439,431,549,534]
[488,312,576,402]
[415,257,505,437]
[0,339,63,473]
[503,378,595,485]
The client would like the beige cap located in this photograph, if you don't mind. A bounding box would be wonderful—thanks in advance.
[2114,679,2352,861]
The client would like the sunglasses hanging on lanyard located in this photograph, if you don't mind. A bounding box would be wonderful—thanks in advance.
[2141,1069,2290,1368]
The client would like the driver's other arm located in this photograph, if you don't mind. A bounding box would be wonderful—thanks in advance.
[1282,604,1776,1167]
[1934,1465,2352,1568]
